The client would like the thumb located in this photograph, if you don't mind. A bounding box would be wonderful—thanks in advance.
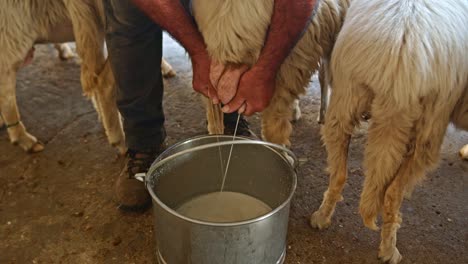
[222,94,244,114]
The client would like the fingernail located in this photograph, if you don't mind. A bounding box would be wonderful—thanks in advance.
[222,106,230,112]
[238,104,246,114]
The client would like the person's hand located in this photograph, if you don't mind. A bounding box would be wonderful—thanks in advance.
[191,52,219,103]
[210,60,249,104]
[221,66,276,116]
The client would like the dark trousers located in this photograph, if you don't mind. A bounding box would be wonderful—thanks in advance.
[104,0,239,151]
[104,0,165,151]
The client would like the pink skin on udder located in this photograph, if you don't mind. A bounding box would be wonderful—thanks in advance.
[210,60,249,104]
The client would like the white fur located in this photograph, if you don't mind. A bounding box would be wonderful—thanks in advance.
[193,0,350,143]
[0,1,175,153]
[311,0,468,263]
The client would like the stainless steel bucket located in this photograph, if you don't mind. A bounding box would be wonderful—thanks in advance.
[136,135,297,264]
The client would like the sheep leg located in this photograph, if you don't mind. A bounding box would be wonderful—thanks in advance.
[261,91,296,147]
[92,61,126,155]
[291,99,302,122]
[63,0,105,96]
[64,1,126,154]
[0,70,44,152]
[205,97,224,135]
[451,89,468,160]
[317,61,329,124]
[161,58,176,78]
[54,43,75,60]
[359,97,420,231]
[378,111,448,264]
[310,83,365,229]
[378,165,405,264]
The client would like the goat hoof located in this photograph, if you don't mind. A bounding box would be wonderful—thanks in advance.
[27,141,45,153]
[111,141,127,156]
[379,246,402,264]
[59,51,75,61]
[292,109,302,122]
[163,69,176,78]
[317,114,325,125]
[459,144,468,160]
[310,211,331,229]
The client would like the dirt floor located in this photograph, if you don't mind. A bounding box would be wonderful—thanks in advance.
[1,37,467,264]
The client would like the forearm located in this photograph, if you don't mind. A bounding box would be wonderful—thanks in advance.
[256,0,316,73]
[132,0,206,57]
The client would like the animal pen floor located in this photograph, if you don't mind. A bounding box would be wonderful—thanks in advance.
[1,37,467,264]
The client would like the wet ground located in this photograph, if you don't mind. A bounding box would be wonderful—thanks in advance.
[1,37,467,264]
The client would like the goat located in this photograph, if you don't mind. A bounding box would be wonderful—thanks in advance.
[310,0,468,263]
[193,0,349,140]
[0,1,175,154]
[0,0,125,153]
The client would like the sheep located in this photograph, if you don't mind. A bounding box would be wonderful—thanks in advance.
[193,0,349,140]
[310,0,468,263]
[0,0,125,153]
[0,1,175,154]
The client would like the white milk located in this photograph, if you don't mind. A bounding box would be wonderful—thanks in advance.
[176,191,272,223]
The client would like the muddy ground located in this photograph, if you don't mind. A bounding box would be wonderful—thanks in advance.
[1,37,467,264]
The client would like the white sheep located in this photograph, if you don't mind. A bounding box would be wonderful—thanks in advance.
[0,1,174,154]
[193,0,349,140]
[310,0,468,263]
[0,0,125,153]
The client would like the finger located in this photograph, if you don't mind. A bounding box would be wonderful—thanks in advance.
[195,82,219,104]
[238,103,246,114]
[210,60,226,89]
[222,95,245,113]
[243,103,256,116]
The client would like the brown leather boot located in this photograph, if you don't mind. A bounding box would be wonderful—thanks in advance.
[115,148,162,212]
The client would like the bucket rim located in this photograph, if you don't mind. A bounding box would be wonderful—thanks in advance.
[146,134,298,227]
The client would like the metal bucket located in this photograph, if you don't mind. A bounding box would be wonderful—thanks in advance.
[136,135,297,264]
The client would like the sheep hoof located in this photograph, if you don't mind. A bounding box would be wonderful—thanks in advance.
[459,144,468,160]
[27,141,45,153]
[111,141,127,156]
[163,69,176,78]
[12,132,44,153]
[378,246,402,264]
[310,211,331,230]
[292,107,302,122]
[317,113,325,124]
[282,151,295,167]
[59,51,75,60]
